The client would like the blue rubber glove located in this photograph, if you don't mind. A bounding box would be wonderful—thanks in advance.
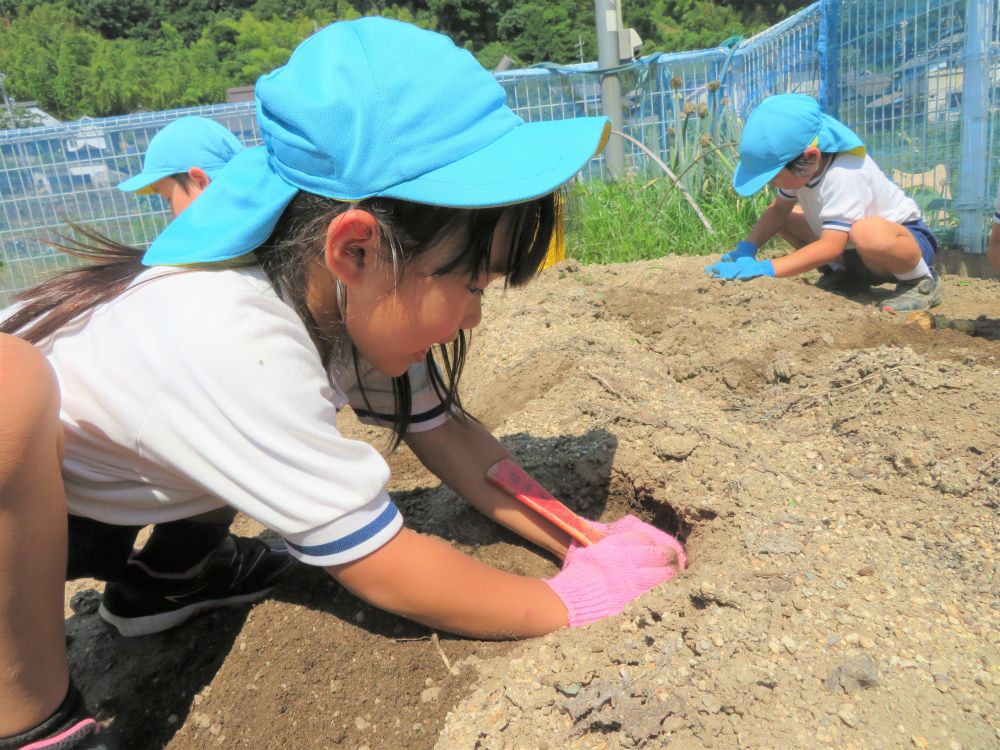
[721,240,759,262]
[704,256,776,280]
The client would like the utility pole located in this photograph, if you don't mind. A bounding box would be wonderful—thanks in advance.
[957,0,991,253]
[593,0,626,179]
[0,73,17,127]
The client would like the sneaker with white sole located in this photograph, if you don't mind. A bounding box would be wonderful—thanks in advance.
[20,718,117,750]
[880,274,944,313]
[99,535,295,637]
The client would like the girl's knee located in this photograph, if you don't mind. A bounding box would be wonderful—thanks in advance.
[0,335,62,487]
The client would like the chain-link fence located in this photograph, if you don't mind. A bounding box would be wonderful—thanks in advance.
[2,0,997,304]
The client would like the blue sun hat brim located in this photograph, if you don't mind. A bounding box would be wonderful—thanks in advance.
[733,94,864,196]
[142,17,610,266]
[142,147,297,266]
[117,116,245,195]
[382,117,610,207]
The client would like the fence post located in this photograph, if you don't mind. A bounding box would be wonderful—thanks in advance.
[957,0,991,253]
[594,0,626,179]
[818,0,841,117]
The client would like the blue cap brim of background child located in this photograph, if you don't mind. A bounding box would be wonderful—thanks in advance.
[142,17,610,267]
[117,116,245,195]
[732,94,865,197]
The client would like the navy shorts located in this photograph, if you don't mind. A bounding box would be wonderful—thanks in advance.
[905,218,938,266]
[839,219,938,285]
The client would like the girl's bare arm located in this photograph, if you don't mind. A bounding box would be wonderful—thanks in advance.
[404,417,572,559]
[326,527,567,638]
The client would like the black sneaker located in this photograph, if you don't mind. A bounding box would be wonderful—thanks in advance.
[99,536,295,637]
[814,266,870,295]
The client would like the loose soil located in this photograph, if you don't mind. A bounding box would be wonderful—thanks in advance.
[65,257,1000,749]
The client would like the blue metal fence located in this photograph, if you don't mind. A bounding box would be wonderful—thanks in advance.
[1,0,996,304]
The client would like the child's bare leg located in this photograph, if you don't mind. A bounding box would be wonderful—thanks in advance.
[777,207,817,249]
[849,217,923,277]
[0,334,70,736]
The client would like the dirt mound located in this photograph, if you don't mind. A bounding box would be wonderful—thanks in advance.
[65,257,1000,749]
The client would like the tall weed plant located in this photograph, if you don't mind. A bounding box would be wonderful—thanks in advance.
[564,76,771,265]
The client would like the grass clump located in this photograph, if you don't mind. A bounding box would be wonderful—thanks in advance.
[564,177,772,265]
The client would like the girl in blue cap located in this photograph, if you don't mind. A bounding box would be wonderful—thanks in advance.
[0,18,684,749]
[706,94,942,313]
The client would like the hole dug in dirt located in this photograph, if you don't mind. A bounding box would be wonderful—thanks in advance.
[604,467,696,548]
[645,499,692,544]
[619,480,694,546]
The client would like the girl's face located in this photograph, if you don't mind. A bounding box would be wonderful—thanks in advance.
[318,212,511,378]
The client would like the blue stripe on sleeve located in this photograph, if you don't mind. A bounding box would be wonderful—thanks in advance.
[286,502,400,557]
[822,220,852,230]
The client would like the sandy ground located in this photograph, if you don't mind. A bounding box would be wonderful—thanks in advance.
[64,256,999,749]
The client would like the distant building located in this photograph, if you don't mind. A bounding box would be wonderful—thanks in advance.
[1,100,60,129]
[227,85,255,103]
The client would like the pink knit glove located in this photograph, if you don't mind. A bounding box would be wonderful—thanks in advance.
[545,515,686,627]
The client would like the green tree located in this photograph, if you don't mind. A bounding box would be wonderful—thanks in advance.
[53,28,96,115]
[213,13,313,83]
[157,0,259,43]
[0,4,72,116]
[85,38,147,114]
[632,0,746,53]
[428,0,505,49]
[77,0,159,39]
[497,0,595,65]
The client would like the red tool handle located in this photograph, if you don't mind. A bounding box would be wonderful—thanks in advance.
[486,459,605,547]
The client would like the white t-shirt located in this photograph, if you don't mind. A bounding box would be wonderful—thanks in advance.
[16,266,448,567]
[777,152,923,248]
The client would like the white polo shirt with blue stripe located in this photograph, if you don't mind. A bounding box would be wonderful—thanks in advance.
[29,265,447,567]
[776,152,922,248]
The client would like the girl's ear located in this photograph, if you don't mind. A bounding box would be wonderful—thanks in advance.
[323,209,380,286]
[187,167,211,191]
[803,146,822,164]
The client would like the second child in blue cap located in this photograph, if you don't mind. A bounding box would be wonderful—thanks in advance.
[0,18,685,748]
[706,94,943,313]
[114,115,292,649]
[117,115,245,217]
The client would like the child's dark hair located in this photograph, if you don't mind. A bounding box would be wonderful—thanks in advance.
[169,172,193,193]
[784,150,830,176]
[1,191,558,447]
